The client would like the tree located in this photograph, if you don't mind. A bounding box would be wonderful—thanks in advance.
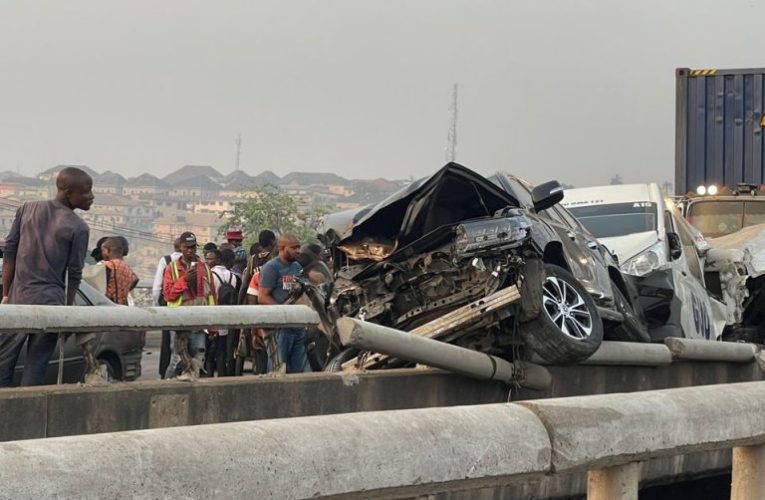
[609,174,623,185]
[219,184,330,245]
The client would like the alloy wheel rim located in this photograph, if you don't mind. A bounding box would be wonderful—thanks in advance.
[541,276,593,341]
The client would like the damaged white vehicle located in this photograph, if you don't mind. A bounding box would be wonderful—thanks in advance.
[563,183,729,341]
[703,225,765,342]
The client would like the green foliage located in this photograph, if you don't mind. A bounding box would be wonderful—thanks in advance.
[219,184,331,245]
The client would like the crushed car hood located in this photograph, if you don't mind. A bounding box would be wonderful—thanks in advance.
[322,163,519,260]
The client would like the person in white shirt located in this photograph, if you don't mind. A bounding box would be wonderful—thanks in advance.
[155,238,181,379]
[205,248,241,376]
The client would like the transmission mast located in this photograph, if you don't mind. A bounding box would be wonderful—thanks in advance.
[234,133,242,171]
[445,83,458,162]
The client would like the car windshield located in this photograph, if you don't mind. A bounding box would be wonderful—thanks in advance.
[568,202,658,238]
[686,200,765,238]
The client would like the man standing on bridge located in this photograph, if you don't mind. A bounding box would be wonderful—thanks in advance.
[258,234,310,373]
[162,231,216,380]
[0,167,98,386]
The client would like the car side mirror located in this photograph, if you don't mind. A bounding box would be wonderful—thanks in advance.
[667,232,682,260]
[531,180,564,212]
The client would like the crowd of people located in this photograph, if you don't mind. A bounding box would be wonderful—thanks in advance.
[0,166,333,387]
[153,228,329,380]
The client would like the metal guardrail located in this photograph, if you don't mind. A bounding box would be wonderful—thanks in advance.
[0,381,763,499]
[0,304,319,333]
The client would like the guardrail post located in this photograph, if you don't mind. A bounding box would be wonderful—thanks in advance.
[731,444,765,500]
[587,462,639,500]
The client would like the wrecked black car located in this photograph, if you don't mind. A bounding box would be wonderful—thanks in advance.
[315,163,648,368]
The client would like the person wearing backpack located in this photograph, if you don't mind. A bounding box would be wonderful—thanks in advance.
[205,248,240,376]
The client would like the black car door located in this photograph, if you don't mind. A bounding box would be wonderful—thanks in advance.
[536,205,609,298]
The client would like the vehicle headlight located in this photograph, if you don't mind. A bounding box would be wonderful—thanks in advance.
[620,241,667,277]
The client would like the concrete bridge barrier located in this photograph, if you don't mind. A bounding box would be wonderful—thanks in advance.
[1,381,764,499]
[519,381,765,499]
[0,304,319,333]
[0,404,551,500]
[518,380,765,472]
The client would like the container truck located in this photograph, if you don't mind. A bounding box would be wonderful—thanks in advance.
[676,67,765,238]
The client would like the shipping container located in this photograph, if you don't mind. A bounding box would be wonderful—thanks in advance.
[675,67,765,195]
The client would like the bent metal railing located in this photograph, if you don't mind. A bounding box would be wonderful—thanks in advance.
[0,381,762,499]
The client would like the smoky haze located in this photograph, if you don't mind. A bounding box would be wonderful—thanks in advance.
[0,0,762,187]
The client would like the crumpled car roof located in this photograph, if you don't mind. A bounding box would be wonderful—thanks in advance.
[322,162,518,247]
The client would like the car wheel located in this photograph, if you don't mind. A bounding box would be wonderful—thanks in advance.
[323,348,360,372]
[605,282,651,343]
[307,334,331,372]
[722,325,765,344]
[518,264,603,364]
[97,357,119,381]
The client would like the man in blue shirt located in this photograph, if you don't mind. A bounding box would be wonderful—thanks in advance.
[258,234,310,373]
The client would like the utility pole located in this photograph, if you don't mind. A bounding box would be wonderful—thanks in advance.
[445,83,458,162]
[234,133,242,172]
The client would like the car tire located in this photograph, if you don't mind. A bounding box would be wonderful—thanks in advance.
[323,348,359,372]
[97,357,119,381]
[605,282,651,343]
[518,264,603,364]
[307,334,331,372]
[722,325,765,344]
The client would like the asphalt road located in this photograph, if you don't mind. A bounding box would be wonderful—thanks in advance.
[140,330,162,380]
[140,330,253,380]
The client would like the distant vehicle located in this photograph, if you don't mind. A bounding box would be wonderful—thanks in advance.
[675,67,765,195]
[680,183,765,238]
[563,183,727,341]
[1,277,145,385]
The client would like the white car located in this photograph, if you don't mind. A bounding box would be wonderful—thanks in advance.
[562,183,727,341]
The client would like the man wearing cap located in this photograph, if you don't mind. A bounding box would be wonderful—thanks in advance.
[226,229,247,278]
[162,231,217,380]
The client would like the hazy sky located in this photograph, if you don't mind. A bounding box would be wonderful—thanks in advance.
[0,0,763,186]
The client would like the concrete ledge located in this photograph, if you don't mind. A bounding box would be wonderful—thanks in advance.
[519,381,765,472]
[0,392,46,441]
[0,404,551,500]
[0,359,762,444]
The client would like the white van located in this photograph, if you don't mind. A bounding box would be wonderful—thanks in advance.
[562,183,726,340]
